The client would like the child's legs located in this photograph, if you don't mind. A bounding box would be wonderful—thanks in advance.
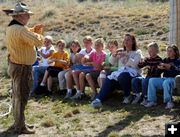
[141,77,150,97]
[41,70,49,84]
[162,78,175,103]
[175,75,180,95]
[79,72,86,92]
[72,70,81,90]
[32,66,40,92]
[131,77,143,95]
[65,70,74,89]
[86,71,99,93]
[47,76,53,91]
[58,70,68,90]
[98,70,107,88]
[47,67,63,91]
[147,78,164,102]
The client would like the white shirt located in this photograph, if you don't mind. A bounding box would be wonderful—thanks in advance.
[79,48,95,57]
[39,46,55,66]
[108,49,142,80]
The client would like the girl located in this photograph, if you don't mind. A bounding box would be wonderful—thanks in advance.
[97,40,118,88]
[31,35,54,95]
[40,40,70,95]
[65,36,95,99]
[57,40,81,98]
[145,45,180,109]
[84,38,106,100]
[131,42,162,105]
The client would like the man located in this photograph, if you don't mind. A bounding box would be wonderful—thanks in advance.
[3,2,44,134]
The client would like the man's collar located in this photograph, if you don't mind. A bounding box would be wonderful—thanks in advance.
[8,19,24,26]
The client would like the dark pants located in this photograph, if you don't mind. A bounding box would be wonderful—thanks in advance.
[47,66,63,77]
[8,61,32,132]
[131,77,150,97]
[97,72,133,102]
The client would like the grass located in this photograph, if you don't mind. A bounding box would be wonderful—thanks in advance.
[0,0,179,136]
[0,91,180,136]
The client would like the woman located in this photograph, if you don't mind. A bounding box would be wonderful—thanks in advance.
[91,34,142,108]
[145,45,180,109]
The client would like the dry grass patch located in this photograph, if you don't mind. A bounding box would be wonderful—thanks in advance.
[41,118,55,128]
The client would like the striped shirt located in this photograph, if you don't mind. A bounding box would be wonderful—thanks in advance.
[138,55,162,77]
[6,20,44,65]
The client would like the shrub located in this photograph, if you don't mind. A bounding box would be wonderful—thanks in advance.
[135,28,153,35]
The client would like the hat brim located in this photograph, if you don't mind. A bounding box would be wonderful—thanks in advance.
[2,9,33,16]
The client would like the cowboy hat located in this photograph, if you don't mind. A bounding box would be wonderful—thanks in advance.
[2,2,33,16]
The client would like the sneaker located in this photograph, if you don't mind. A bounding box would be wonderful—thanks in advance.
[144,101,157,108]
[122,96,132,104]
[140,98,148,106]
[131,94,141,104]
[29,91,35,97]
[64,92,72,99]
[40,82,45,86]
[91,99,102,108]
[165,102,174,109]
[45,90,52,96]
[91,92,98,101]
[71,92,82,100]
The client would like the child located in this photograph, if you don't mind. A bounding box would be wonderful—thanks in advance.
[84,38,106,100]
[145,45,180,109]
[131,42,162,104]
[57,40,81,97]
[40,40,70,95]
[65,36,95,99]
[31,35,54,95]
[97,40,118,88]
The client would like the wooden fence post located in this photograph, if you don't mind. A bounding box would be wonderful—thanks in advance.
[169,0,176,45]
[176,0,180,49]
[169,0,180,49]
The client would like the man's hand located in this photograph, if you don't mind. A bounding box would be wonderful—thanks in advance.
[33,24,44,34]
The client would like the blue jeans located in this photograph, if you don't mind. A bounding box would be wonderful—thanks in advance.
[97,72,133,102]
[147,77,175,103]
[32,66,47,93]
[131,77,150,97]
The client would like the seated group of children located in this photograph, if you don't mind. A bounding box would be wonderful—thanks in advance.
[31,33,180,109]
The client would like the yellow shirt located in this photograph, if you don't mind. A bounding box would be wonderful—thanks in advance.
[6,24,44,65]
[50,51,70,69]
